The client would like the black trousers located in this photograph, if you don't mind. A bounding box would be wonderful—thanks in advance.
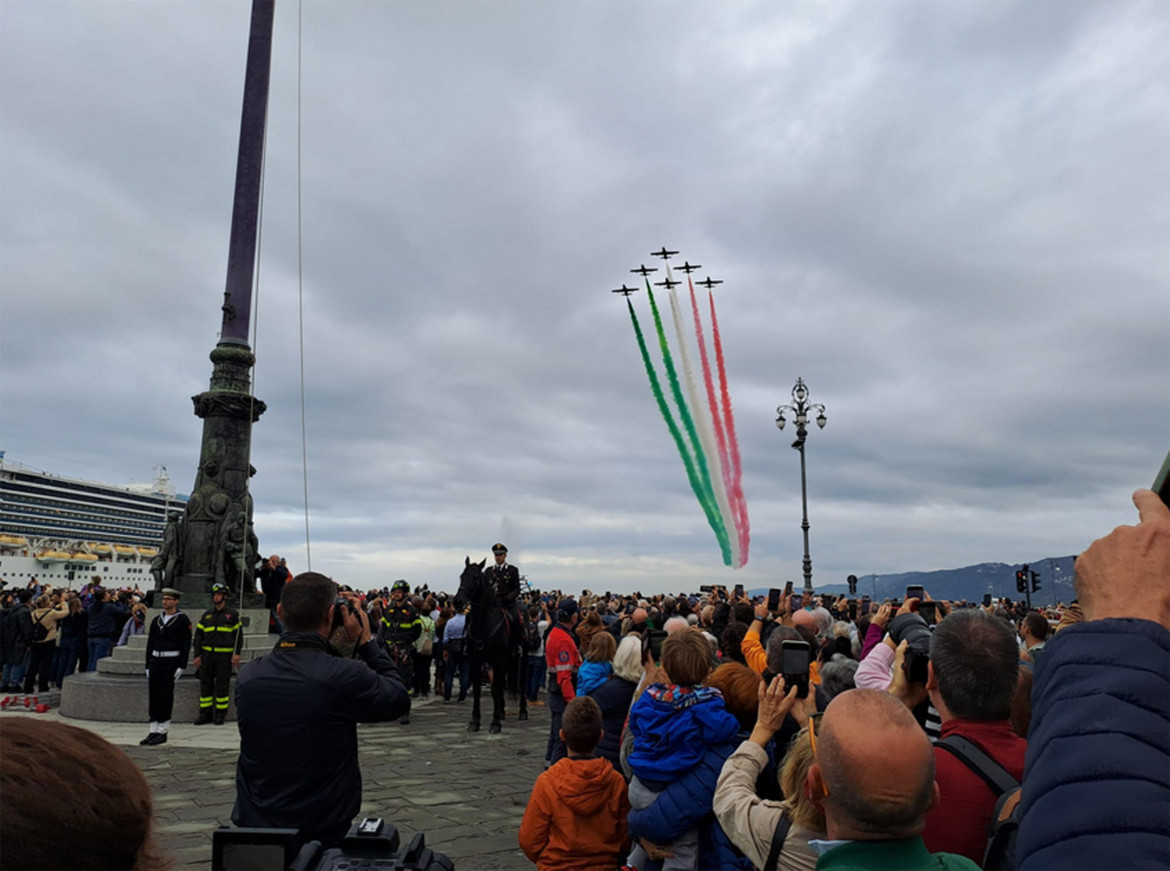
[390,644,413,692]
[23,642,54,693]
[148,661,178,723]
[412,651,432,696]
[198,653,233,714]
[546,684,567,765]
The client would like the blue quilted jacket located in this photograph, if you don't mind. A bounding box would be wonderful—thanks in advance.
[627,684,740,784]
[627,728,755,871]
[1017,618,1169,869]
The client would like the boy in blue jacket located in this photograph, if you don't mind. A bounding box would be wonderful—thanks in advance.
[624,629,739,871]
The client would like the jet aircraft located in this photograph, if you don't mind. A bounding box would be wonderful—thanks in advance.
[631,264,657,277]
[611,284,639,297]
[677,261,701,274]
[697,277,723,289]
[651,247,679,260]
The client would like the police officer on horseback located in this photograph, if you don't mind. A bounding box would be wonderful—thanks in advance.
[486,543,521,628]
[192,582,242,725]
[378,580,420,725]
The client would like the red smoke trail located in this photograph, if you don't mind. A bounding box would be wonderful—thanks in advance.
[686,276,744,566]
[708,290,750,563]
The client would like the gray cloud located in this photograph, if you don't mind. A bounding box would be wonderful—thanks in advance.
[2,0,1166,594]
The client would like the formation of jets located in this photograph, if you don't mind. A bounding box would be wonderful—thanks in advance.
[614,250,723,298]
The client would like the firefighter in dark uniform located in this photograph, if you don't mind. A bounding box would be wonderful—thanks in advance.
[193,582,243,725]
[378,579,421,724]
[141,588,192,746]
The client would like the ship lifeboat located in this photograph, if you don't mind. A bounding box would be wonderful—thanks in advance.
[114,545,137,560]
[35,550,73,563]
[70,552,99,563]
[0,534,28,548]
[90,543,112,555]
[137,547,159,558]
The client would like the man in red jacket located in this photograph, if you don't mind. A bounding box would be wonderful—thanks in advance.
[544,598,582,767]
[917,609,1027,864]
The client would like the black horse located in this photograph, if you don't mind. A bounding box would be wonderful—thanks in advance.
[453,556,528,733]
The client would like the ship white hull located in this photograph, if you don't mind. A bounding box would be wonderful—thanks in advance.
[0,552,154,591]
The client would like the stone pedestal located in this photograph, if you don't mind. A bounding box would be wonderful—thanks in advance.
[59,608,271,723]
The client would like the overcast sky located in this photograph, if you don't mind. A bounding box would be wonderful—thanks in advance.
[2,0,1166,595]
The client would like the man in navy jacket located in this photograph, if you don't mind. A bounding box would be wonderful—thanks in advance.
[1018,488,1170,869]
[233,573,410,847]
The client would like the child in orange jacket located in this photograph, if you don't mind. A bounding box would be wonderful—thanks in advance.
[519,696,630,871]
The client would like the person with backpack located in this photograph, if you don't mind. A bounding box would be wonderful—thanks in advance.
[412,596,435,698]
[888,608,1026,867]
[23,595,67,694]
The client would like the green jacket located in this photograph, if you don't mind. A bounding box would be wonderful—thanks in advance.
[815,837,979,871]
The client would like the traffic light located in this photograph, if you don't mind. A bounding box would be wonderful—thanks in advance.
[1015,567,1027,594]
[847,574,858,595]
[1031,569,1041,593]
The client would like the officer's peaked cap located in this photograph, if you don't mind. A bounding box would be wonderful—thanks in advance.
[491,543,508,555]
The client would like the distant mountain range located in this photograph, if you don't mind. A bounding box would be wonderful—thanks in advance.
[749,555,1076,606]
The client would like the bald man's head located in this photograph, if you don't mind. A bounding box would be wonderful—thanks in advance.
[813,690,936,840]
[791,609,818,633]
[632,608,648,624]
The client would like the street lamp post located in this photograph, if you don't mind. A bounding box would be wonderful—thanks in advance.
[776,377,826,594]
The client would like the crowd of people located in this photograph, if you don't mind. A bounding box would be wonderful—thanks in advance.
[0,488,1166,871]
[0,578,151,694]
[516,488,1170,871]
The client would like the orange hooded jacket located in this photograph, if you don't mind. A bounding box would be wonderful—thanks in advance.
[518,755,630,871]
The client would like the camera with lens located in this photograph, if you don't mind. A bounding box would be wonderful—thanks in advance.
[889,612,932,684]
[331,596,358,632]
[213,818,454,871]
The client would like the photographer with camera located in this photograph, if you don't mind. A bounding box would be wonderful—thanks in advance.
[855,598,943,737]
[232,572,411,849]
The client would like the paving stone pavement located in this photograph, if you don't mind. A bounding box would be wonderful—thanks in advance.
[2,692,552,870]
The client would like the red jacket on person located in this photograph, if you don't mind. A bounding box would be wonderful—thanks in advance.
[545,623,581,699]
[922,718,1027,864]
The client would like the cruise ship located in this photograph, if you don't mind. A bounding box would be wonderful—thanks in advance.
[0,457,189,590]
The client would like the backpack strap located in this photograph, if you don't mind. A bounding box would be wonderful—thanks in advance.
[936,735,1019,797]
[763,811,792,871]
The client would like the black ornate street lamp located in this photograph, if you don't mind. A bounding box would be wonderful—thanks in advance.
[776,377,826,593]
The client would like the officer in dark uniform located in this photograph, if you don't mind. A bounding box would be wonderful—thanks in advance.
[378,580,420,724]
[192,582,243,725]
[141,588,192,746]
[486,543,522,626]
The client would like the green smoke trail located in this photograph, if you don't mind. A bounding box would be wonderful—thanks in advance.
[637,289,731,565]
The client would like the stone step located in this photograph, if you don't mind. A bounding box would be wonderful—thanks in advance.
[59,671,240,722]
[99,641,276,675]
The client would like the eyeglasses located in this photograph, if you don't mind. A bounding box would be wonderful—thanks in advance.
[808,712,829,798]
[808,711,823,757]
